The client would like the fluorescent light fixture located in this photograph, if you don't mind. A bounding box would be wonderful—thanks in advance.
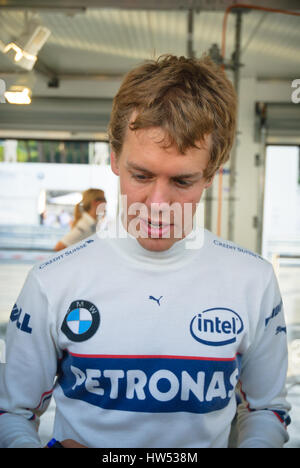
[3,42,37,66]
[2,18,51,70]
[5,86,31,105]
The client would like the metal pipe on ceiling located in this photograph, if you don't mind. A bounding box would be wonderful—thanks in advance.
[227,9,243,242]
[187,9,195,59]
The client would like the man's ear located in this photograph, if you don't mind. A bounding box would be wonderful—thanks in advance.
[204,174,215,189]
[110,151,120,176]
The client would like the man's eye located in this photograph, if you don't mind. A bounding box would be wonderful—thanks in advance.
[174,179,192,187]
[132,174,149,181]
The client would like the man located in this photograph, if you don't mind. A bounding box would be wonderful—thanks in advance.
[0,55,290,448]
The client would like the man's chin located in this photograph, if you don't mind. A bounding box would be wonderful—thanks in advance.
[136,236,179,252]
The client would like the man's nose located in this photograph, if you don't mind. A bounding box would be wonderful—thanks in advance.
[145,180,172,208]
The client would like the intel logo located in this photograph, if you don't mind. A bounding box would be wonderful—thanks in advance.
[190,308,244,347]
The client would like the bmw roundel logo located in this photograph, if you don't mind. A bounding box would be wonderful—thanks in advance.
[61,300,100,342]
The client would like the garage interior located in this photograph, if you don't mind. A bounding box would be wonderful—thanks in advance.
[0,0,299,448]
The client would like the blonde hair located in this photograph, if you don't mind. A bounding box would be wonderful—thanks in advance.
[72,188,106,227]
[108,54,237,180]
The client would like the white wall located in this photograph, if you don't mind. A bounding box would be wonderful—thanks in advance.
[262,146,300,259]
[0,162,119,225]
[232,77,261,251]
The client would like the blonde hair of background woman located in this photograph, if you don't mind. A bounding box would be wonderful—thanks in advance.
[72,188,106,228]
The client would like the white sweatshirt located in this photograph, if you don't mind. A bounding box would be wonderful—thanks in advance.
[60,211,96,247]
[0,219,291,448]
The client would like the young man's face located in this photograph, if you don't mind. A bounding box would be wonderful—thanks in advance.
[111,126,214,252]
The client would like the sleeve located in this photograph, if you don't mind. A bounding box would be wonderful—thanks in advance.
[236,265,291,448]
[60,218,93,247]
[60,226,85,247]
[0,268,60,448]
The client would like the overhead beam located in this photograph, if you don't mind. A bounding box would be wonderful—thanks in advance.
[1,0,299,11]
[0,96,113,134]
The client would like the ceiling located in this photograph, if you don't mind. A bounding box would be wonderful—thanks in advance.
[0,0,300,137]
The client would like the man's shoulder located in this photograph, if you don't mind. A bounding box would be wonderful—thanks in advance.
[32,234,100,276]
[204,229,272,275]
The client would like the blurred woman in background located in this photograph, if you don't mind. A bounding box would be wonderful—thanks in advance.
[54,188,106,251]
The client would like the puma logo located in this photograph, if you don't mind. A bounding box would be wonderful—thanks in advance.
[149,295,163,306]
[275,326,287,335]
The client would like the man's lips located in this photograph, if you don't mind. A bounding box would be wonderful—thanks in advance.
[138,217,174,238]
[139,218,174,227]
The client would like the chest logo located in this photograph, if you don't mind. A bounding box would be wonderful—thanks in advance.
[149,295,163,306]
[190,308,244,347]
[61,300,100,342]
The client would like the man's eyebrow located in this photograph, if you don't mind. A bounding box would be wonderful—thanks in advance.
[126,161,202,178]
[172,172,203,179]
[126,162,154,175]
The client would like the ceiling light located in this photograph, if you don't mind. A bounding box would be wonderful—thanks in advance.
[2,16,51,71]
[4,42,37,67]
[5,86,32,105]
